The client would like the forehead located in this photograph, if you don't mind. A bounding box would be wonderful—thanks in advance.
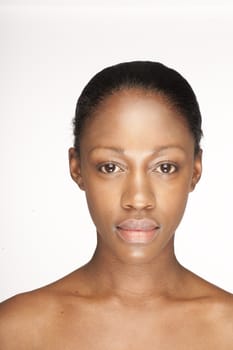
[80,88,194,155]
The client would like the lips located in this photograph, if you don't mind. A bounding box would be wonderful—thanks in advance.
[116,219,160,244]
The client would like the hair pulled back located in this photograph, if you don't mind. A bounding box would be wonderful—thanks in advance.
[73,61,203,155]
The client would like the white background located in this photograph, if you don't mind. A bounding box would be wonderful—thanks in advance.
[0,0,233,301]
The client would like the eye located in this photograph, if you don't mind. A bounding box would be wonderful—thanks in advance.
[156,163,177,174]
[98,162,122,174]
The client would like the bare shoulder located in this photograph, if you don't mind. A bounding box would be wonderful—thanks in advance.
[0,269,86,349]
[207,289,233,348]
[209,287,233,338]
[185,270,233,347]
[0,289,57,349]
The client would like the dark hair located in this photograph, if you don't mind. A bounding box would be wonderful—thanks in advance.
[73,61,203,155]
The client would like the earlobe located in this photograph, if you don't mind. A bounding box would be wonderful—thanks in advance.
[190,149,202,192]
[68,147,85,191]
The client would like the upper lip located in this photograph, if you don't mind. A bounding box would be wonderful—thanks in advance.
[116,218,160,231]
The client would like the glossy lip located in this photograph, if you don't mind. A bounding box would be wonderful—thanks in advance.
[116,219,160,244]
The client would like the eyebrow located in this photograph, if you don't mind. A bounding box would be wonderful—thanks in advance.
[89,145,186,155]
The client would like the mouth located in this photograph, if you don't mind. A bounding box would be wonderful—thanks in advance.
[116,218,160,244]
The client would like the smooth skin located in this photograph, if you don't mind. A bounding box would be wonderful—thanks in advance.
[0,89,232,349]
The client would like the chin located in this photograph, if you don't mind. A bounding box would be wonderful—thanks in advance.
[113,245,163,265]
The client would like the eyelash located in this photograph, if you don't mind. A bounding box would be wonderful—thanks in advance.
[97,162,124,174]
[97,162,178,175]
[153,162,178,174]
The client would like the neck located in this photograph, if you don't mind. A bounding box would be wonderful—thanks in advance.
[84,236,185,300]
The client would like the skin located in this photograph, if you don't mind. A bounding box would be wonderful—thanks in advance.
[0,88,232,349]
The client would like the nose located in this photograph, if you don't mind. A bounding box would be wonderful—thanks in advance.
[121,171,155,211]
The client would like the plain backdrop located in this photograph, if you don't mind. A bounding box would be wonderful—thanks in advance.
[0,0,233,301]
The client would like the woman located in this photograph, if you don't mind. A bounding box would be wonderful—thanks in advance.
[0,61,232,349]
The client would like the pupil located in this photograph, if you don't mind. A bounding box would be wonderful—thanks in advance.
[162,164,170,173]
[106,164,115,172]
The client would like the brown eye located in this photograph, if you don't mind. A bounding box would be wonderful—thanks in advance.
[157,163,177,174]
[99,163,121,174]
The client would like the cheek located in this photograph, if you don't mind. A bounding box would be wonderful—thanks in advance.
[156,179,191,228]
[84,181,120,228]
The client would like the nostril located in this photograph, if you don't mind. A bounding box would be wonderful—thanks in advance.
[121,194,155,211]
[121,176,155,210]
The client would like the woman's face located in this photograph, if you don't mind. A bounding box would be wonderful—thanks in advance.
[69,89,202,264]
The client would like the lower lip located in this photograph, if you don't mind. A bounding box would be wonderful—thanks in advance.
[116,228,159,244]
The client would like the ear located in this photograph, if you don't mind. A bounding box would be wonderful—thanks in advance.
[68,147,85,191]
[190,149,202,192]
